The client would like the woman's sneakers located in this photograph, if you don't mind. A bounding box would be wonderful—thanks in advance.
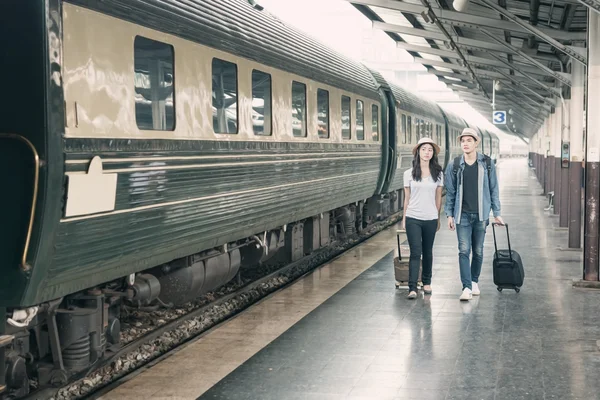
[472,282,480,296]
[459,288,472,301]
[423,285,432,295]
[407,291,417,299]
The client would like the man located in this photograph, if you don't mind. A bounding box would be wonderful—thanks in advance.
[445,128,504,301]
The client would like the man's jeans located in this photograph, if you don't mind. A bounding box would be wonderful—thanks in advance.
[456,212,488,290]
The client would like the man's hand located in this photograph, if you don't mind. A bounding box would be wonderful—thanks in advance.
[437,218,441,232]
[447,217,455,231]
[401,218,406,231]
[494,216,505,226]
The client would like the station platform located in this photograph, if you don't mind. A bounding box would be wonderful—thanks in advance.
[100,158,598,400]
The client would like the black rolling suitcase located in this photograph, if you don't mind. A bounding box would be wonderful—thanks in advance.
[492,223,524,292]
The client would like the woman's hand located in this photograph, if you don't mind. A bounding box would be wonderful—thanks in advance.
[401,218,406,231]
[437,218,441,232]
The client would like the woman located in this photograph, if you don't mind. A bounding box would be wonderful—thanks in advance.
[402,137,443,299]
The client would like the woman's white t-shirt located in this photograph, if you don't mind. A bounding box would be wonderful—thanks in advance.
[403,168,443,221]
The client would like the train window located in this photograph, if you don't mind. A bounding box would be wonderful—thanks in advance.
[251,70,272,136]
[407,116,412,143]
[372,104,379,141]
[341,95,351,139]
[356,100,364,140]
[292,81,307,137]
[212,58,238,134]
[134,36,175,131]
[401,114,407,144]
[415,119,420,141]
[317,89,329,138]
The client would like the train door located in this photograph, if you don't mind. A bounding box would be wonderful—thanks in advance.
[0,0,63,306]
[378,89,397,194]
[373,88,394,195]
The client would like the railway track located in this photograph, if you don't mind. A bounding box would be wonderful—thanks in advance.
[22,212,402,400]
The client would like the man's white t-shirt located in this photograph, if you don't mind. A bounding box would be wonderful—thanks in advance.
[403,168,444,221]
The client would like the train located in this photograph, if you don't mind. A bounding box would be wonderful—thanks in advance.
[0,0,499,396]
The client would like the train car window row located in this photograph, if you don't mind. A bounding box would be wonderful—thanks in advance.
[252,69,272,136]
[134,36,176,131]
[133,36,378,141]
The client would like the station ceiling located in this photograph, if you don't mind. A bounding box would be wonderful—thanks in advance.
[346,0,593,139]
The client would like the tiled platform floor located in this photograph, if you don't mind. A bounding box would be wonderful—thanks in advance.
[102,159,598,400]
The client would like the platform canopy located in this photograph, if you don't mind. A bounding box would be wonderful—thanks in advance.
[346,0,592,139]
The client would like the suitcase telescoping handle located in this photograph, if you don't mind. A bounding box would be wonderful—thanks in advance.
[491,223,512,262]
[397,229,406,261]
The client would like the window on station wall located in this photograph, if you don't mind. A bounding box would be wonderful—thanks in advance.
[341,95,351,139]
[291,81,307,137]
[356,99,364,140]
[212,58,238,134]
[372,104,379,141]
[134,36,175,131]
[317,88,329,138]
[251,69,272,136]
[407,116,412,143]
[402,114,407,144]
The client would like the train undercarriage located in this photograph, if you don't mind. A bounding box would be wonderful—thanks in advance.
[0,190,402,398]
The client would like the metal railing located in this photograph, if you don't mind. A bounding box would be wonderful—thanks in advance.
[0,134,40,272]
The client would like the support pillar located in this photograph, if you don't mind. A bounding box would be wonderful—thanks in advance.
[560,99,570,227]
[538,132,543,185]
[569,60,585,248]
[542,116,550,194]
[584,12,600,281]
[553,104,563,216]
[548,115,556,198]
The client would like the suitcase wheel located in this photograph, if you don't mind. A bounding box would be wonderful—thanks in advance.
[496,287,520,293]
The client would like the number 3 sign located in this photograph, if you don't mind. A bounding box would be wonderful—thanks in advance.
[493,111,507,125]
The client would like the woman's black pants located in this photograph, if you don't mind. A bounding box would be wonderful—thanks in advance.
[405,216,438,292]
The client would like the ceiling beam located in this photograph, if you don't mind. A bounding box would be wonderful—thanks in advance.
[413,56,470,72]
[372,21,561,64]
[474,0,587,65]
[346,0,587,41]
[491,68,555,107]
[479,29,571,87]
[408,46,559,79]
[453,88,549,114]
[487,53,563,94]
[577,0,600,14]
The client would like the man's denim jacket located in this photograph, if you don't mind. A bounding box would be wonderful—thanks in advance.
[444,153,501,223]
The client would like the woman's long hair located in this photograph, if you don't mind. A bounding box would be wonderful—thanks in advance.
[412,144,443,182]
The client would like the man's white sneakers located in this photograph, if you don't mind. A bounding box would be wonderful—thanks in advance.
[472,282,480,296]
[459,288,472,301]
